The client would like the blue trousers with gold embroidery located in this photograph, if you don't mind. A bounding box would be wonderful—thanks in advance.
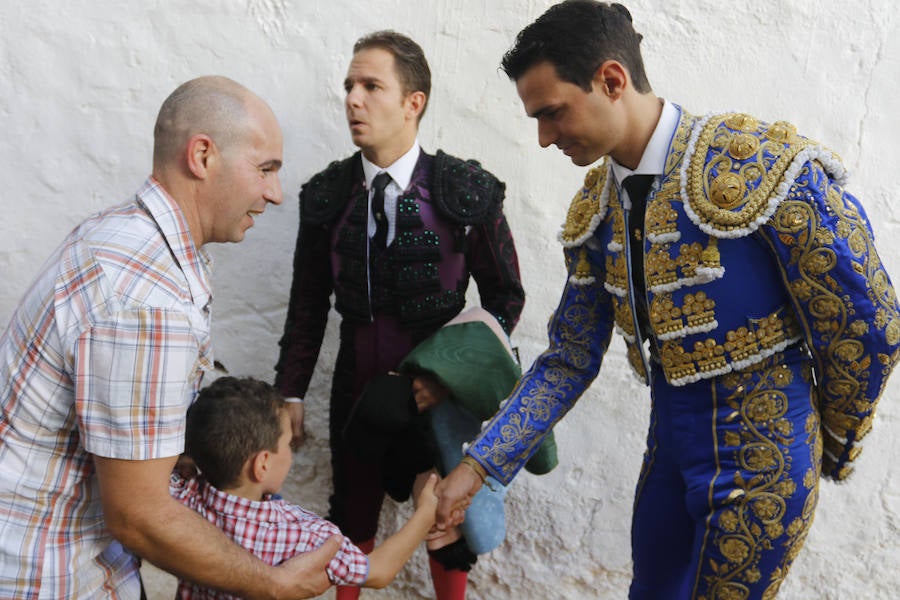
[630,346,821,599]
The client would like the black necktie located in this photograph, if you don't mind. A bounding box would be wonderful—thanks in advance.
[622,174,654,337]
[371,172,391,249]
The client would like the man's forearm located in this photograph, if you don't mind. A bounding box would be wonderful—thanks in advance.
[126,498,279,598]
[94,455,330,600]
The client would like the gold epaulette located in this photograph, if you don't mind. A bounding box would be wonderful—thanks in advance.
[683,113,845,238]
[559,162,608,248]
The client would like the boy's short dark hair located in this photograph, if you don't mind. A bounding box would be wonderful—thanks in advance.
[501,0,651,93]
[354,30,431,121]
[184,376,286,490]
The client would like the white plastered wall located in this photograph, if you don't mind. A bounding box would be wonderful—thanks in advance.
[1,1,898,598]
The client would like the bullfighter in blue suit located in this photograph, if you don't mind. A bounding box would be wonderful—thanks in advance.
[435,3,900,599]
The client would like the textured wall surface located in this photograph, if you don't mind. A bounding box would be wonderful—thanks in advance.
[2,1,899,598]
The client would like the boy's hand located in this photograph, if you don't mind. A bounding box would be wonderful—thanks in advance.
[413,472,439,524]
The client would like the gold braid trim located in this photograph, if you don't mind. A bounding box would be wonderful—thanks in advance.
[683,113,845,238]
[559,163,608,247]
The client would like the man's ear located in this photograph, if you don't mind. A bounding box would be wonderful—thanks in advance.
[405,90,427,121]
[593,60,628,98]
[186,134,216,179]
[249,450,270,483]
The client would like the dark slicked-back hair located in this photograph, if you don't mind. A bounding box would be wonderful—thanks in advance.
[184,376,286,490]
[501,0,651,93]
[354,30,432,121]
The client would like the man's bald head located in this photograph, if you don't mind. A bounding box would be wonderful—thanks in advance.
[152,75,260,170]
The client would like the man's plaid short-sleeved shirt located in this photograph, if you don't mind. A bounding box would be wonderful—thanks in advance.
[0,178,213,598]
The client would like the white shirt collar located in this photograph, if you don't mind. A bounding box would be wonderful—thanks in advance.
[361,140,421,191]
[610,99,679,183]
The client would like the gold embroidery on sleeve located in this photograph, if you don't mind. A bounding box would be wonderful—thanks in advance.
[767,170,900,474]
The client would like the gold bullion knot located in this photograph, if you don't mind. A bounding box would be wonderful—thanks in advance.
[710,172,746,210]
[728,133,760,160]
[765,121,798,143]
[724,113,760,132]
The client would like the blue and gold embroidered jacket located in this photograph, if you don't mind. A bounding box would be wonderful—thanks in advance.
[468,107,900,484]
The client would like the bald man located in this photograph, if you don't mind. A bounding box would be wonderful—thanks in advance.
[0,76,338,600]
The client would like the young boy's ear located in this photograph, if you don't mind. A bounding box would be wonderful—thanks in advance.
[249,450,271,483]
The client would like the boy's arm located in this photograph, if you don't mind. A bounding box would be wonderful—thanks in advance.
[364,474,438,588]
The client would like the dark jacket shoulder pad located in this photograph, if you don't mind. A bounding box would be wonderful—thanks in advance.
[299,154,359,226]
[433,150,505,226]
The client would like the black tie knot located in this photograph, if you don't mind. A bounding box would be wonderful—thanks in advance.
[622,174,653,207]
[372,171,391,194]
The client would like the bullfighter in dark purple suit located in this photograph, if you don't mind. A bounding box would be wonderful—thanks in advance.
[274,30,524,600]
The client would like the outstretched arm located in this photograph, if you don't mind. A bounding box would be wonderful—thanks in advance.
[364,473,439,588]
[435,239,615,529]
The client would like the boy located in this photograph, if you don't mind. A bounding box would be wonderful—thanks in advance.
[170,376,438,598]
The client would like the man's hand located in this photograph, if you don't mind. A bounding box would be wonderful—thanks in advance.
[434,463,483,530]
[286,401,305,450]
[411,374,449,413]
[271,535,341,599]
